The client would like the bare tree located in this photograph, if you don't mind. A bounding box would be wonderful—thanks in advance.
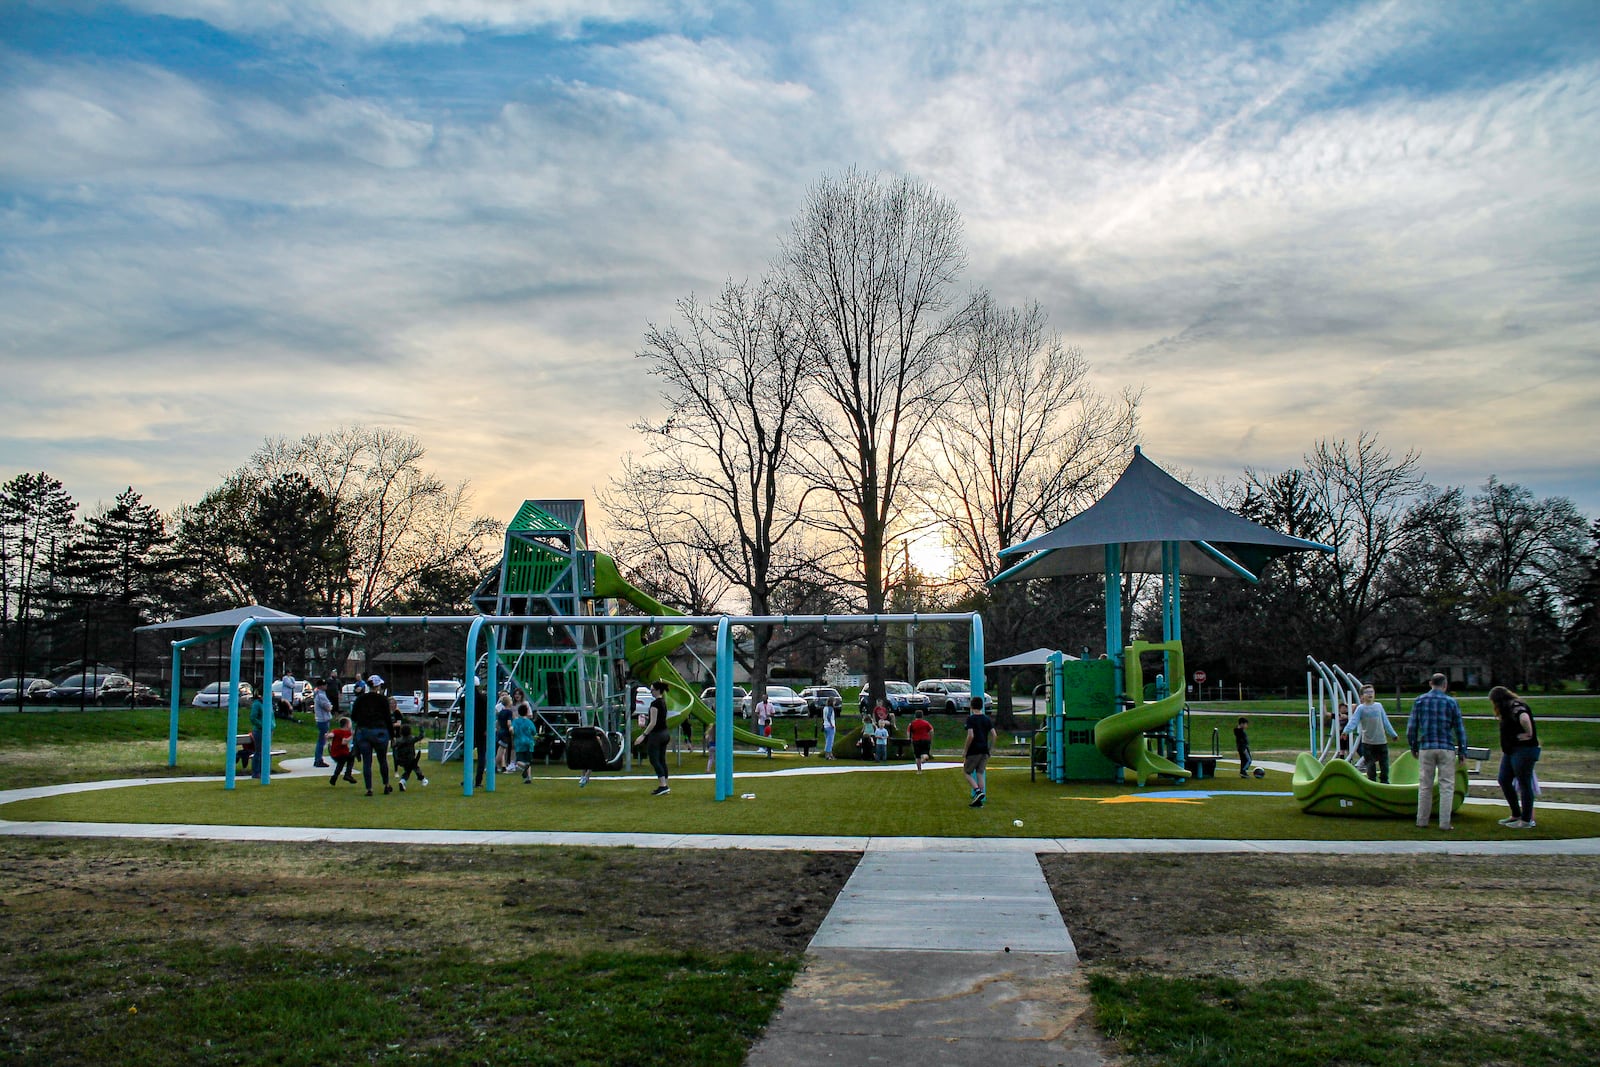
[780,168,969,701]
[252,426,501,614]
[929,292,1140,589]
[603,277,832,695]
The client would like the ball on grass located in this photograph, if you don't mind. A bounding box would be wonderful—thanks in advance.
[1252,767,1266,779]
[1013,819,1024,827]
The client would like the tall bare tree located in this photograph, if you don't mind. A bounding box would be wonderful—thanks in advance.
[603,277,830,694]
[781,168,968,701]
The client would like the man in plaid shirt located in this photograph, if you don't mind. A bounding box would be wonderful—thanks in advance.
[1408,673,1468,830]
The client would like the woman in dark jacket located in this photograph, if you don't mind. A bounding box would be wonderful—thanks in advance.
[1489,685,1541,829]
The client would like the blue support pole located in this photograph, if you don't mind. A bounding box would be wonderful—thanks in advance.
[1048,650,1065,783]
[463,617,499,796]
[259,628,274,784]
[224,619,261,791]
[714,617,734,801]
[1105,543,1124,695]
[168,643,182,767]
[967,612,985,705]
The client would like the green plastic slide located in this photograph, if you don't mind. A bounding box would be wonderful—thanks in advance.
[1094,639,1192,786]
[1292,751,1468,818]
[591,553,783,750]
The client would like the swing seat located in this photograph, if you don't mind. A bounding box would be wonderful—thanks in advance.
[566,726,617,772]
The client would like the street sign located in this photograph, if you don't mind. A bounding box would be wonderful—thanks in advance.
[1194,670,1207,684]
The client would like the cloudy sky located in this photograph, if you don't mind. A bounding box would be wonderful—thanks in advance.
[3,0,1598,531]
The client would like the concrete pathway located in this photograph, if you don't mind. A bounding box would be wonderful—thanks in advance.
[747,847,1108,1066]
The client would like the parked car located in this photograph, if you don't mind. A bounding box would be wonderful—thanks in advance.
[915,678,993,713]
[0,677,53,703]
[740,685,810,718]
[858,680,929,716]
[47,672,157,705]
[426,678,463,715]
[699,686,749,711]
[393,686,426,715]
[191,681,256,707]
[799,686,843,715]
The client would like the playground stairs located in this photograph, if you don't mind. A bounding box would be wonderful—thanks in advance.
[746,847,1110,1066]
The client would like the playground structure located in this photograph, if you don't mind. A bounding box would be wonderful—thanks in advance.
[1291,654,1470,818]
[175,499,985,800]
[996,448,1333,785]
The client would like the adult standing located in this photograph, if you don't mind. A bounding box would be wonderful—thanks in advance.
[326,671,342,720]
[350,675,394,797]
[1344,684,1398,783]
[1407,673,1467,831]
[312,680,333,767]
[962,696,993,808]
[821,700,836,760]
[637,679,672,796]
[278,671,299,721]
[471,685,492,789]
[1489,685,1541,829]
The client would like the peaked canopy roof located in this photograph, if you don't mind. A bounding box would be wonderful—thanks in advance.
[135,605,360,634]
[993,447,1332,584]
[985,647,1079,667]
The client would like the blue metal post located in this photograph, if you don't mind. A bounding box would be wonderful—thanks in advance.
[967,612,985,704]
[715,617,734,801]
[168,643,182,767]
[259,628,274,784]
[1104,543,1124,694]
[1048,650,1065,783]
[464,616,499,796]
[224,619,261,791]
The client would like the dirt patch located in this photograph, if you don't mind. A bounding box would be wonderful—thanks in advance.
[0,838,858,962]
[1041,852,1600,1041]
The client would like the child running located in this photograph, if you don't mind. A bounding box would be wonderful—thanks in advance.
[391,722,428,790]
[962,696,993,807]
[907,713,934,771]
[328,717,356,785]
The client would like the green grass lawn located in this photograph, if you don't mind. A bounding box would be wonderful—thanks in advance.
[6,753,1600,840]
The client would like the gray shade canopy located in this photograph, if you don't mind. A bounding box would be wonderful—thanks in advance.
[135,605,360,635]
[993,447,1332,583]
[985,648,1078,667]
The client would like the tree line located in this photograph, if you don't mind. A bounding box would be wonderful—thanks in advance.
[605,169,1599,699]
[0,426,502,682]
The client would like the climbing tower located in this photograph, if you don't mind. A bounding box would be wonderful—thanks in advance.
[471,500,625,729]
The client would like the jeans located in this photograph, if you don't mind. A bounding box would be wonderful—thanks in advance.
[1416,748,1458,827]
[823,724,835,755]
[314,720,330,763]
[356,727,391,790]
[1360,742,1390,783]
[1497,746,1540,821]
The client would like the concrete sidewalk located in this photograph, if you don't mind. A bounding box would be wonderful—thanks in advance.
[747,848,1108,1066]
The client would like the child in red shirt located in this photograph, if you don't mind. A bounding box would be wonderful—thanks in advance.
[908,715,934,772]
[328,717,356,785]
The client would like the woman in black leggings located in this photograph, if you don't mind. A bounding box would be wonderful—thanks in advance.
[639,680,672,796]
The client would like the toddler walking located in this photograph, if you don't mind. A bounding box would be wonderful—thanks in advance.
[392,722,428,790]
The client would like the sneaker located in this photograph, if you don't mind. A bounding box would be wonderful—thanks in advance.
[383,785,393,795]
[344,775,357,783]
[977,790,986,804]
[1512,819,1536,829]
[579,775,589,788]
[398,779,406,792]
[522,776,531,784]
[1498,816,1520,826]
[313,761,330,768]
[329,777,338,786]
[651,785,670,796]
[969,796,983,808]
[366,789,373,796]
[420,778,429,787]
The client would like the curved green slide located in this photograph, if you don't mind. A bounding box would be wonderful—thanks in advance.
[1094,639,1192,787]
[592,553,783,750]
[1293,751,1468,818]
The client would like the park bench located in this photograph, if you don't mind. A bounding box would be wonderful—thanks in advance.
[794,737,817,756]
[235,733,287,771]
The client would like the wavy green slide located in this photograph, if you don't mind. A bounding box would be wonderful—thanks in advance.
[1293,751,1468,818]
[592,554,783,750]
[1095,639,1192,787]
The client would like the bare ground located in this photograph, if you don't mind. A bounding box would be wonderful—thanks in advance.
[0,837,858,962]
[1040,853,1600,1044]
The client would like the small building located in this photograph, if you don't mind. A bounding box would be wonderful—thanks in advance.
[368,651,446,700]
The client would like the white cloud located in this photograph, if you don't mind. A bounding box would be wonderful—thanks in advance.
[123,0,699,40]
